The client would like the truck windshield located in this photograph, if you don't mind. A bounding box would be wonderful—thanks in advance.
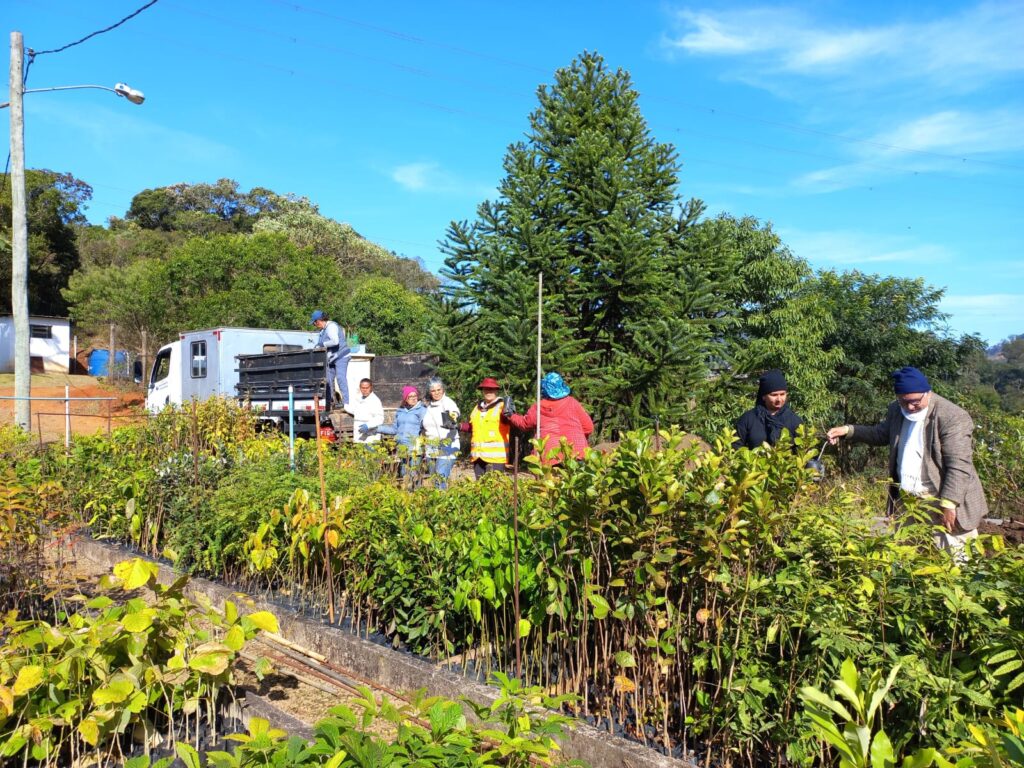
[152,349,171,384]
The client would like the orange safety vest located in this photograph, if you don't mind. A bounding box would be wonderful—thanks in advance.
[469,402,509,464]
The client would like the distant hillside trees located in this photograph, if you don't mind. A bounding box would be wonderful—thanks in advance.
[0,169,91,315]
[52,179,439,358]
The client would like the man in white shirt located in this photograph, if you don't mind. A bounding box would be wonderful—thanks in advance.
[345,378,385,444]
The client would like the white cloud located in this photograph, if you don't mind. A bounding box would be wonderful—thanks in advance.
[783,228,953,268]
[790,108,1024,192]
[389,161,497,198]
[871,110,1024,157]
[391,161,442,192]
[663,3,1024,88]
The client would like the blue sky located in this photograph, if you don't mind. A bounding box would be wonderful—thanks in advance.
[6,0,1022,345]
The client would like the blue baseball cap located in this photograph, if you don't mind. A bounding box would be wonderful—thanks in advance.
[310,310,325,324]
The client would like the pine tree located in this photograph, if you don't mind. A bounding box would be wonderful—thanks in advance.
[434,52,724,436]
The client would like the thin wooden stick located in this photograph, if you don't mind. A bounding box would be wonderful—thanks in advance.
[512,437,522,681]
[314,394,336,624]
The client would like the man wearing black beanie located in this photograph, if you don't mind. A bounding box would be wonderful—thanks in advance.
[827,366,988,553]
[734,369,804,450]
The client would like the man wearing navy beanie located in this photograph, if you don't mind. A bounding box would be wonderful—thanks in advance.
[827,366,988,553]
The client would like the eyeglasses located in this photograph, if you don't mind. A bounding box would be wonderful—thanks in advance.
[898,393,928,408]
[429,388,443,393]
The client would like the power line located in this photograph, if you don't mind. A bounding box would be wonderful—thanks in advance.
[264,0,1023,174]
[265,0,548,75]
[29,0,160,56]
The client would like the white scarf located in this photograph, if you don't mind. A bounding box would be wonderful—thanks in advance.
[897,408,928,495]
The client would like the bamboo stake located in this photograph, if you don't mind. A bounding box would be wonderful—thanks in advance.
[536,272,543,441]
[314,394,336,624]
[512,437,522,682]
[261,631,327,663]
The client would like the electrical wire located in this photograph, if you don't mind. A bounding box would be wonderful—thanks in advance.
[4,1,161,185]
[29,0,160,57]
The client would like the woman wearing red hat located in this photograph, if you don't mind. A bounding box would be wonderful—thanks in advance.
[462,377,510,479]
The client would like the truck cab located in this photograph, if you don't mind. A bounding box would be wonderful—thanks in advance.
[146,341,182,413]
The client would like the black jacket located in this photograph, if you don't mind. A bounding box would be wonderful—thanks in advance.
[734,403,802,449]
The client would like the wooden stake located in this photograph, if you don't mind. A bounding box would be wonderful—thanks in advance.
[314,394,336,624]
[512,437,522,681]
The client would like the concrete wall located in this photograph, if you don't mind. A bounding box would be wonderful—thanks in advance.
[70,535,693,768]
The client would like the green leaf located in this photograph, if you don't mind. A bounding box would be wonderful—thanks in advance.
[870,730,895,768]
[992,659,1023,677]
[614,651,637,669]
[92,677,136,705]
[223,624,245,651]
[175,742,202,768]
[800,686,854,723]
[900,747,938,768]
[189,643,232,675]
[587,593,610,620]
[518,618,531,638]
[1005,671,1024,693]
[122,608,156,633]
[78,718,100,746]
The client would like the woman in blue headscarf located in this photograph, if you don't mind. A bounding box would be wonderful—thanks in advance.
[504,372,593,465]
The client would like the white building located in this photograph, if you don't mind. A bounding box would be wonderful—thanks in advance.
[0,316,71,373]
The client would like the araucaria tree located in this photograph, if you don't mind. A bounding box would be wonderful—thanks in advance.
[436,52,721,436]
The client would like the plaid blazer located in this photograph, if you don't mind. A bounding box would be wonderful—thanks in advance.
[848,393,989,531]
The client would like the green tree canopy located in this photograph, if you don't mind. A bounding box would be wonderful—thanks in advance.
[253,198,438,293]
[339,276,435,355]
[63,232,345,356]
[434,51,724,436]
[0,169,91,315]
[813,270,983,426]
[124,179,287,234]
[683,214,841,432]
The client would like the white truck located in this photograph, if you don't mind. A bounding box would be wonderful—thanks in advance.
[147,328,315,413]
[146,328,371,421]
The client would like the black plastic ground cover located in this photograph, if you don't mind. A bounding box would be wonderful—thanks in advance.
[69,535,694,768]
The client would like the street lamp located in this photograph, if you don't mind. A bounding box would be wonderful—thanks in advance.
[2,82,146,109]
[6,30,144,431]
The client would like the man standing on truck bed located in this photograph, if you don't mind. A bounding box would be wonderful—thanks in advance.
[311,310,349,410]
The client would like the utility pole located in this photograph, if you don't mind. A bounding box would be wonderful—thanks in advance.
[9,32,30,431]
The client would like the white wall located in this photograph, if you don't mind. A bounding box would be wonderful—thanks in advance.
[0,317,71,373]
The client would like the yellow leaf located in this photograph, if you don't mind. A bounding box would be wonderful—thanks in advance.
[122,608,156,633]
[223,624,245,652]
[325,529,339,548]
[614,675,636,694]
[78,718,100,746]
[0,686,13,716]
[244,611,280,633]
[113,558,158,590]
[12,665,44,695]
